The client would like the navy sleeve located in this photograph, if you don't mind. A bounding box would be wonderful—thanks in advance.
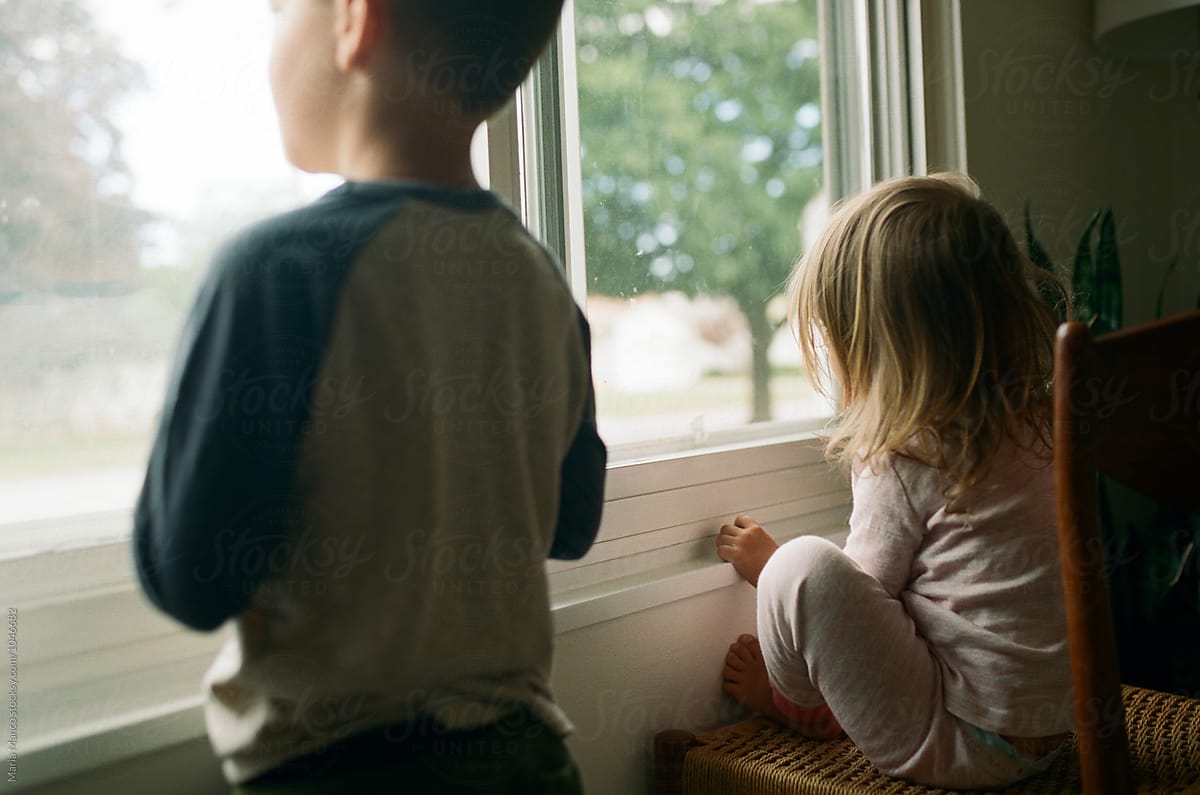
[132,189,411,631]
[133,243,313,630]
[548,310,607,560]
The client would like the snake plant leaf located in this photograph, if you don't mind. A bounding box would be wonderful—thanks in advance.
[1024,203,1067,320]
[1024,203,1056,272]
[1136,503,1197,621]
[1093,209,1122,334]
[1154,259,1178,320]
[1072,209,1101,326]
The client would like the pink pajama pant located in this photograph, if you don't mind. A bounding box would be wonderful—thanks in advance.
[755,536,1063,789]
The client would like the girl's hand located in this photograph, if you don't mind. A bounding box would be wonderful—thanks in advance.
[716,514,779,587]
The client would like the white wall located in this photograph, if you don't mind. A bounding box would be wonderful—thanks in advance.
[555,584,757,793]
[959,0,1200,323]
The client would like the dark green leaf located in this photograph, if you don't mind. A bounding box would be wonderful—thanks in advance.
[1024,202,1056,272]
[1154,258,1178,321]
[1097,477,1129,616]
[1071,210,1102,326]
[1137,503,1196,621]
[1024,203,1067,320]
[1093,209,1122,334]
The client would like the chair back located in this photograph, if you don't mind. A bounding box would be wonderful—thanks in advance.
[1053,310,1200,795]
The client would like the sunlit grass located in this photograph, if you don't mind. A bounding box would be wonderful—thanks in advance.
[0,373,819,481]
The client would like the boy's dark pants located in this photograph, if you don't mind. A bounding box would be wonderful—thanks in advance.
[231,708,583,794]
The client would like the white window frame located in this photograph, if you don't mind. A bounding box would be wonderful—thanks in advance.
[0,1,964,789]
[518,0,966,590]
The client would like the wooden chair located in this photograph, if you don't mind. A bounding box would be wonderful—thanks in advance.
[652,311,1200,794]
[1053,311,1200,794]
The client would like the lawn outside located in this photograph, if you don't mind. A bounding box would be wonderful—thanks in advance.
[0,290,825,526]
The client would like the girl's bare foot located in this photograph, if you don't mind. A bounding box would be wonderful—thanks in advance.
[722,634,786,718]
[721,635,843,740]
[716,515,778,586]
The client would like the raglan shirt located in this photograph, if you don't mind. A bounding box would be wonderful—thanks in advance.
[842,434,1075,738]
[132,181,607,784]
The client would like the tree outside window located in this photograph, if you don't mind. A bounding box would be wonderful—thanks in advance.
[574,0,829,446]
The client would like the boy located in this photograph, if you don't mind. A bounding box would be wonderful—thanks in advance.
[132,1,606,792]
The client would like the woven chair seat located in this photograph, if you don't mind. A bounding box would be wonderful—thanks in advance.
[675,686,1200,794]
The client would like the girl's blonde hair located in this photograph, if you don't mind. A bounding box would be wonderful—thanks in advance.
[789,173,1068,498]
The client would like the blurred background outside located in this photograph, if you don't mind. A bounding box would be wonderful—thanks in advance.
[0,0,829,530]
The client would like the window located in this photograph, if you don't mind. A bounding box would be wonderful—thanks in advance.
[507,0,931,461]
[0,0,492,547]
[1,0,952,784]
[514,0,939,594]
[0,0,337,548]
[569,0,831,454]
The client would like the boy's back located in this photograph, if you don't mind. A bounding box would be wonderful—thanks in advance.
[133,2,604,788]
[135,180,604,784]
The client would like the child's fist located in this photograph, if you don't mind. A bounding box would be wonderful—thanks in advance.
[716,514,778,587]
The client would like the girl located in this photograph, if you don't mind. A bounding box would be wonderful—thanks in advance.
[716,173,1074,789]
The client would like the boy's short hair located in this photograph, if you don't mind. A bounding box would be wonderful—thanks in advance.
[392,0,565,115]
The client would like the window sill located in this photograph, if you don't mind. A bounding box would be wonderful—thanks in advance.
[602,417,831,466]
[552,526,849,634]
[10,528,849,792]
[16,696,208,792]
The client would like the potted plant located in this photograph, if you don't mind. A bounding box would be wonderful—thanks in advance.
[1026,205,1200,698]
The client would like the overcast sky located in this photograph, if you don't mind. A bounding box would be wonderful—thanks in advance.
[87,0,339,221]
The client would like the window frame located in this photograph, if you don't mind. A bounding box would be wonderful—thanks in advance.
[518,0,961,584]
[0,1,966,789]
[515,0,944,468]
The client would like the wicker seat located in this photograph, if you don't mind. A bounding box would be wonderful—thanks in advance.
[654,686,1200,794]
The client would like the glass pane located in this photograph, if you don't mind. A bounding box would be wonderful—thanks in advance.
[573,0,832,451]
[0,0,341,533]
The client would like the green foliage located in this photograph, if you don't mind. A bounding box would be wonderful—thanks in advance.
[0,0,148,293]
[1070,210,1100,324]
[1028,203,1200,695]
[1105,487,1200,696]
[1023,203,1055,273]
[1092,210,1122,335]
[1025,206,1122,332]
[576,0,822,305]
[1023,202,1068,321]
[574,0,823,420]
[1104,486,1199,625]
